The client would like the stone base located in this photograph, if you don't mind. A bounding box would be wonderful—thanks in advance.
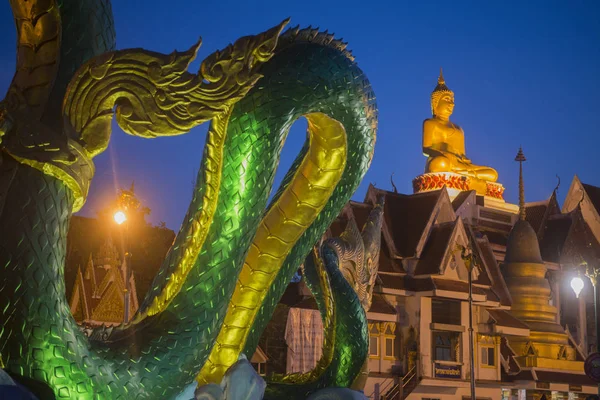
[412,172,505,200]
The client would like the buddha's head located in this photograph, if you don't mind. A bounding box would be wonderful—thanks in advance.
[431,69,454,118]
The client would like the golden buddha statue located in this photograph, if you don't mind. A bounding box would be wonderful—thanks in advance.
[422,70,498,193]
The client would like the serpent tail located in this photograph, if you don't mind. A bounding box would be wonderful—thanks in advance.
[263,195,384,398]
[264,244,369,400]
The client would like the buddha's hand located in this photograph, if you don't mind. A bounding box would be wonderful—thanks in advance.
[458,154,471,164]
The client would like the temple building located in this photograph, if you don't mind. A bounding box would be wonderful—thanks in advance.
[69,238,139,328]
[261,71,600,399]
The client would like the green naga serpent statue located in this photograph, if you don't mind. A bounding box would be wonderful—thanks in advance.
[0,0,378,399]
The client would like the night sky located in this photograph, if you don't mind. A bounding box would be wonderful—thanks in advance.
[0,1,598,230]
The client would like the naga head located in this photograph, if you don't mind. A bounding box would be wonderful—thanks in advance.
[199,18,289,91]
[326,195,384,311]
[63,19,291,161]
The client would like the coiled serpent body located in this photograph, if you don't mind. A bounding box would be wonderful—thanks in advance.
[0,1,377,398]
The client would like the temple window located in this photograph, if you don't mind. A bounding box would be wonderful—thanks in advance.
[383,323,397,359]
[479,335,496,368]
[480,346,495,367]
[369,322,398,359]
[432,331,460,362]
[369,323,380,358]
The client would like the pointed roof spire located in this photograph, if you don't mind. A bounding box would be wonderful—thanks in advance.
[515,147,527,220]
[390,172,398,193]
[553,174,560,196]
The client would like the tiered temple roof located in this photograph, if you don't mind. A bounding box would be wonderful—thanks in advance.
[69,238,139,328]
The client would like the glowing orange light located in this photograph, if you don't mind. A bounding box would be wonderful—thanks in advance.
[114,211,127,225]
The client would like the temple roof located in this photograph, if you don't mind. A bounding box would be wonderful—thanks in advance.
[500,337,521,375]
[369,293,396,315]
[69,239,139,327]
[525,203,549,235]
[377,274,491,298]
[349,201,373,230]
[413,221,456,275]
[378,239,404,273]
[379,189,442,258]
[479,230,508,247]
[328,200,375,238]
[583,182,600,215]
[451,190,474,211]
[487,309,529,331]
[475,236,512,306]
[505,369,595,385]
[539,214,573,263]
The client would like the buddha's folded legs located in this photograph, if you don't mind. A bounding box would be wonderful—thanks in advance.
[426,155,498,183]
[471,167,498,182]
[425,154,455,174]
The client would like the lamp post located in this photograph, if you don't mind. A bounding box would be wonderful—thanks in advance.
[114,209,131,324]
[460,245,477,400]
[570,262,600,396]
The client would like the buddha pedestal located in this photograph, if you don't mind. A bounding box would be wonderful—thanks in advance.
[412,171,505,200]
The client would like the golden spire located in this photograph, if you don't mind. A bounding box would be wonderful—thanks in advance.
[503,148,573,358]
[515,147,526,220]
[430,68,453,115]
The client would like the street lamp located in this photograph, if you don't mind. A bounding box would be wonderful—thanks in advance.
[113,209,131,323]
[114,210,127,225]
[571,276,585,299]
[570,263,600,396]
[460,245,477,400]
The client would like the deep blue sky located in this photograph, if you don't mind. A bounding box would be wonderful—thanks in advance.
[1,1,599,230]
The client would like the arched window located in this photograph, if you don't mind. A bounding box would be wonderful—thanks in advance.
[383,323,397,360]
[369,323,380,358]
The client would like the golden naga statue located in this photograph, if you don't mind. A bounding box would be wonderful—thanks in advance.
[422,70,498,193]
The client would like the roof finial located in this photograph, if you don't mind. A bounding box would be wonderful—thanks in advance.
[515,147,527,220]
[390,172,398,193]
[553,174,560,196]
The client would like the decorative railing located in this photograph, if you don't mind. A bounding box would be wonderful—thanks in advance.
[381,383,400,400]
[368,378,395,400]
[402,366,416,388]
[400,362,420,399]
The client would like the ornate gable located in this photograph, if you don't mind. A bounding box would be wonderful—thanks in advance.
[439,219,472,281]
[90,283,125,324]
[563,176,600,245]
[83,254,96,291]
[68,237,140,327]
[413,217,474,282]
[69,266,90,322]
